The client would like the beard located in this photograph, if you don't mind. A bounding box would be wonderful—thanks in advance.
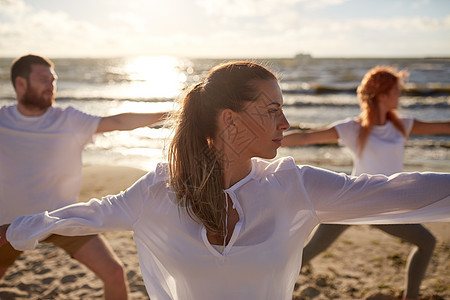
[20,85,54,111]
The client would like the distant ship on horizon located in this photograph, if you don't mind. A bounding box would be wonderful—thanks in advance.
[294,53,312,59]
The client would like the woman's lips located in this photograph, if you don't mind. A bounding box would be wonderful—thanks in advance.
[272,138,283,146]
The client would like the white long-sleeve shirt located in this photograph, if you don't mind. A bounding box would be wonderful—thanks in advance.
[6,157,450,300]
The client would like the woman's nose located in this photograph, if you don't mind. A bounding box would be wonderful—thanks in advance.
[278,113,290,131]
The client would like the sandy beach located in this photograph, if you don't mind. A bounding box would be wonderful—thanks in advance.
[0,165,448,299]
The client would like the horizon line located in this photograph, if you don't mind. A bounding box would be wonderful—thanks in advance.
[0,54,449,60]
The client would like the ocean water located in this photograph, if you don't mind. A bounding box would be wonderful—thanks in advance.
[0,56,449,173]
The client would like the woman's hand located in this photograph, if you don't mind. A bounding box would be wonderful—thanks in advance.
[0,224,10,247]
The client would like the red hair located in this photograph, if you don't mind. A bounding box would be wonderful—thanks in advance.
[356,66,409,156]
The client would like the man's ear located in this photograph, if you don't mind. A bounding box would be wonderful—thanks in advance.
[14,76,27,93]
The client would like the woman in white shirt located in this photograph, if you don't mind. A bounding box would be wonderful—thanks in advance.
[282,66,450,300]
[1,62,449,300]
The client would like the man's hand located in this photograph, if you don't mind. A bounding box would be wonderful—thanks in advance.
[0,224,10,247]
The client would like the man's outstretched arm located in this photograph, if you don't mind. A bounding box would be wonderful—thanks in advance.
[96,112,169,133]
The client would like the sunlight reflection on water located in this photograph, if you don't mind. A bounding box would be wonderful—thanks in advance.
[119,55,188,99]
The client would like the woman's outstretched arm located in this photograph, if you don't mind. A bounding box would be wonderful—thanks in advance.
[0,224,9,247]
[282,126,339,147]
[410,120,450,135]
[5,170,154,251]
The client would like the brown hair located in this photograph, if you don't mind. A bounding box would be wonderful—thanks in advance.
[168,61,277,236]
[356,66,408,155]
[11,54,54,88]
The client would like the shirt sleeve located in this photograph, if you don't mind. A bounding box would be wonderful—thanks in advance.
[6,170,155,251]
[66,107,101,146]
[401,117,414,136]
[296,165,450,224]
[332,118,357,148]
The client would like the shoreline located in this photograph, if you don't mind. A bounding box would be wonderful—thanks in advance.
[0,164,448,299]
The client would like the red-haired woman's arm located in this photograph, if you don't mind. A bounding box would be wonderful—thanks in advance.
[410,120,450,135]
[282,126,339,147]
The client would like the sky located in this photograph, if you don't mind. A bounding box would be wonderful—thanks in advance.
[0,0,449,58]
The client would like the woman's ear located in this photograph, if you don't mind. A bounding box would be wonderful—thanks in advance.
[221,109,235,129]
[378,91,390,103]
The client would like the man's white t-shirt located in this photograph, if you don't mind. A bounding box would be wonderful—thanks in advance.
[0,105,101,223]
[333,117,414,176]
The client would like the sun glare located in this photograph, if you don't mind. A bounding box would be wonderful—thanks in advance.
[123,56,187,99]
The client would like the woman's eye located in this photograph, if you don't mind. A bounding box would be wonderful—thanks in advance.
[269,108,283,117]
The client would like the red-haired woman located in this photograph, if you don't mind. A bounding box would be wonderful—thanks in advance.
[283,66,450,300]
